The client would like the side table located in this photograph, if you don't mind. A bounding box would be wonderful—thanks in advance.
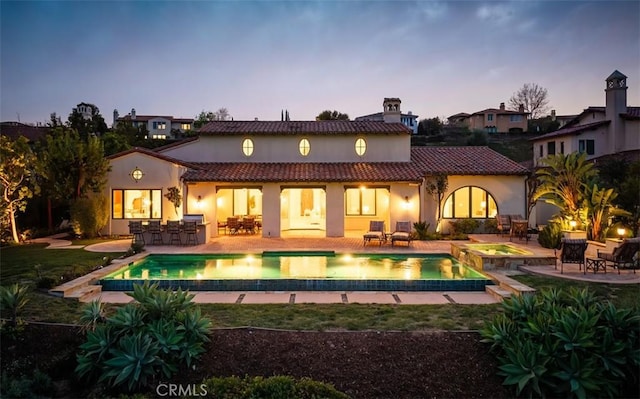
[585,257,606,274]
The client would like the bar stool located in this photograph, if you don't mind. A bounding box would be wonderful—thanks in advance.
[167,220,182,245]
[148,220,163,245]
[183,220,198,245]
[129,221,145,245]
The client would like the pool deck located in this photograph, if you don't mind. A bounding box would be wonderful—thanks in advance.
[46,232,640,304]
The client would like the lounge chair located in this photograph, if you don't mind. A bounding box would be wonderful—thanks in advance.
[363,220,385,246]
[597,237,640,274]
[391,221,412,247]
[557,238,587,274]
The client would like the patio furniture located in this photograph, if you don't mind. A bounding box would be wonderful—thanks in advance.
[363,220,385,246]
[510,219,530,243]
[585,257,606,274]
[242,217,256,234]
[557,238,587,274]
[167,220,182,245]
[597,237,640,274]
[227,217,240,234]
[183,220,199,245]
[147,220,164,245]
[496,214,511,236]
[128,221,145,245]
[391,221,412,247]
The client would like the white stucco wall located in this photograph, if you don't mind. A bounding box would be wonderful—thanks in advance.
[160,134,411,162]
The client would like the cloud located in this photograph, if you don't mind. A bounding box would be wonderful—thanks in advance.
[418,2,448,20]
[476,3,514,24]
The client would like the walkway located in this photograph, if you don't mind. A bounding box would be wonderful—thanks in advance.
[41,232,639,304]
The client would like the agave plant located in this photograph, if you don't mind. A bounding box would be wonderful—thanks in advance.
[0,283,30,327]
[79,299,106,332]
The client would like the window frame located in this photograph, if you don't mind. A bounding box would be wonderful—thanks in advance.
[442,186,498,219]
[578,139,595,155]
[345,187,377,216]
[112,188,162,219]
[242,138,254,157]
[547,141,556,156]
[299,138,310,156]
[355,138,366,156]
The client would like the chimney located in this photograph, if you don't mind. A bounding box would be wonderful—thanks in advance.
[382,98,401,124]
[499,102,505,111]
[131,108,136,120]
[518,104,525,113]
[113,109,119,127]
[551,110,556,120]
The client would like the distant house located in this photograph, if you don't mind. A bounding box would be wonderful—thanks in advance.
[447,103,529,134]
[0,121,49,142]
[113,108,194,140]
[531,70,639,166]
[355,98,419,134]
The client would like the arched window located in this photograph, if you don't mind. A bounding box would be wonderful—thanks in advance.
[299,138,310,156]
[242,138,254,156]
[442,186,497,219]
[355,138,366,156]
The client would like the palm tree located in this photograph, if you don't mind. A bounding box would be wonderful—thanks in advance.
[586,184,630,241]
[532,152,597,228]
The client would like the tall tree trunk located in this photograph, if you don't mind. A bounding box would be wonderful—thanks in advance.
[9,202,19,243]
[48,197,53,232]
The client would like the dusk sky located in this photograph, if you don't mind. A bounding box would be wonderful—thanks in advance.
[1,1,639,125]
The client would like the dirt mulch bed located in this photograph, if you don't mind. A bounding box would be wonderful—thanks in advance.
[1,324,512,398]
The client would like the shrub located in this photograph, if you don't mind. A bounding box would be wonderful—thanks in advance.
[70,196,109,238]
[0,283,30,327]
[537,221,562,249]
[202,375,349,399]
[76,282,212,392]
[413,221,431,240]
[449,219,480,234]
[481,288,640,398]
[483,218,498,233]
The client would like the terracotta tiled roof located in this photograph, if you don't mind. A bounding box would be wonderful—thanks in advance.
[182,162,423,183]
[197,120,411,135]
[117,115,194,123]
[622,106,640,119]
[470,108,529,116]
[0,122,49,142]
[530,120,610,141]
[107,147,200,169]
[355,112,418,120]
[410,146,530,175]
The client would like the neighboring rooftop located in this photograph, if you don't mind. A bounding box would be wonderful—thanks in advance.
[0,121,49,141]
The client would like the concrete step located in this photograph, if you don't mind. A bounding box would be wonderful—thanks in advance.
[65,285,102,302]
[499,280,536,297]
[485,284,512,301]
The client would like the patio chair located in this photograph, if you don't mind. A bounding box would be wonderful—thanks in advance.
[128,221,145,245]
[557,238,587,274]
[183,220,199,246]
[167,220,182,245]
[597,237,640,274]
[510,219,530,243]
[147,220,163,245]
[363,220,385,246]
[242,217,256,234]
[391,221,412,247]
[227,217,240,234]
[496,214,511,236]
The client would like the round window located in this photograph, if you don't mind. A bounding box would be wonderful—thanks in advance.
[242,138,254,156]
[355,138,366,156]
[299,138,310,156]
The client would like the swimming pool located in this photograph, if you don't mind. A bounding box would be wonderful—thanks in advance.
[100,252,493,292]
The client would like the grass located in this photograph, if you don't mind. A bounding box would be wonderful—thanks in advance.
[1,243,638,330]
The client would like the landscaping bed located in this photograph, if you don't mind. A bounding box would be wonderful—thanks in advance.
[2,323,510,398]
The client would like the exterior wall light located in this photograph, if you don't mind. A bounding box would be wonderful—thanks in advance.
[617,227,625,240]
[130,167,144,182]
[569,220,577,231]
[196,195,203,209]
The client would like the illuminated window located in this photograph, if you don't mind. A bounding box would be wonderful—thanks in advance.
[299,138,310,156]
[152,122,166,130]
[345,187,376,216]
[242,138,254,156]
[355,138,366,156]
[442,186,497,219]
[233,188,262,216]
[112,189,162,219]
[181,123,191,130]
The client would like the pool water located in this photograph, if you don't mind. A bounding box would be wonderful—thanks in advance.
[463,243,533,256]
[101,252,492,292]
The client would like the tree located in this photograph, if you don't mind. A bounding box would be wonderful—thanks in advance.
[424,173,448,232]
[417,117,443,136]
[0,136,39,242]
[508,83,550,119]
[316,110,349,120]
[533,152,597,229]
[164,186,182,218]
[585,184,629,241]
[67,103,108,140]
[194,108,232,128]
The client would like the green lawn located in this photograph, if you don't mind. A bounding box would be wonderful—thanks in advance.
[1,243,638,330]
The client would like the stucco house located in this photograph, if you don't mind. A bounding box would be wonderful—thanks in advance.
[103,99,529,241]
[447,103,529,134]
[355,98,419,134]
[113,108,194,140]
[531,70,639,166]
